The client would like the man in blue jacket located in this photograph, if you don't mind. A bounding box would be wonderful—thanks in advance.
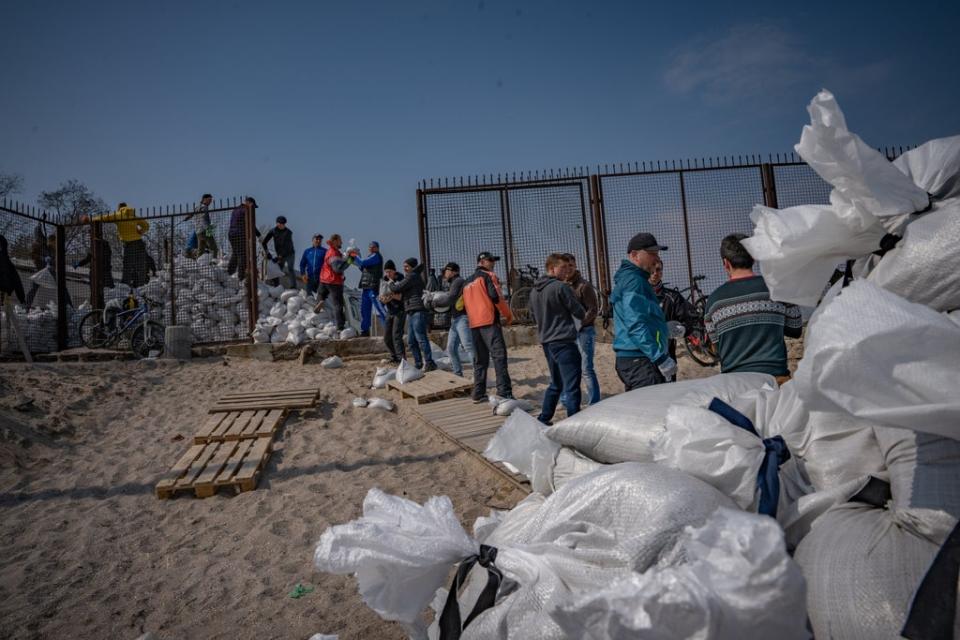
[352,240,386,337]
[610,232,675,391]
[299,234,326,296]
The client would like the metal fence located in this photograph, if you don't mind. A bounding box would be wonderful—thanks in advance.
[417,148,910,320]
[1,198,260,355]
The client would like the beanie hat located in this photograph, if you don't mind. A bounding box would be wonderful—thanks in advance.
[404,257,418,268]
[384,259,396,271]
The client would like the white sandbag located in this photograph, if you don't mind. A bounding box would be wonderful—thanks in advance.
[251,326,273,343]
[268,284,283,297]
[367,397,394,411]
[653,404,766,510]
[28,267,57,290]
[797,89,929,218]
[314,489,477,625]
[867,199,960,311]
[286,330,305,346]
[269,302,285,319]
[545,373,775,464]
[794,280,960,438]
[793,410,887,492]
[396,359,424,384]
[371,367,396,389]
[483,411,560,495]
[874,426,960,542]
[892,134,960,199]
[795,503,959,640]
[321,356,343,369]
[551,447,604,492]
[494,397,534,417]
[352,397,368,408]
[305,327,320,339]
[264,259,284,280]
[550,508,808,640]
[339,327,357,340]
[280,290,298,303]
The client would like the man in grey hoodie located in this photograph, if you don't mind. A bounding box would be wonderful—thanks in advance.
[529,253,586,424]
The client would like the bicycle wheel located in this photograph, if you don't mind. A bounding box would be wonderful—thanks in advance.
[684,324,719,367]
[509,287,533,324]
[79,310,110,349]
[130,321,166,358]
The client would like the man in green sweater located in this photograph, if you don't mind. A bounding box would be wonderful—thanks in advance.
[704,234,803,382]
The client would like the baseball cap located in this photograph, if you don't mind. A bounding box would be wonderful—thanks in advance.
[443,261,460,272]
[476,251,501,263]
[627,232,667,253]
[369,240,380,248]
[312,233,323,240]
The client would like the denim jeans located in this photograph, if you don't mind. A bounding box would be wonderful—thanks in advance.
[446,314,474,376]
[406,310,434,368]
[360,288,386,333]
[577,326,601,404]
[538,341,582,424]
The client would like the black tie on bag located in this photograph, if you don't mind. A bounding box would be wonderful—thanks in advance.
[438,544,503,640]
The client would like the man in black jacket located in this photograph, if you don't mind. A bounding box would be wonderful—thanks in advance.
[380,260,406,363]
[649,256,695,367]
[530,253,586,424]
[261,215,295,288]
[427,262,473,377]
[388,257,436,371]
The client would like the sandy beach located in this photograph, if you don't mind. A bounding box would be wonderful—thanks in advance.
[0,339,799,639]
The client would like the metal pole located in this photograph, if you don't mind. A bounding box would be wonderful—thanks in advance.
[416,189,428,268]
[761,163,779,209]
[589,174,609,293]
[55,225,67,350]
[577,182,594,285]
[500,188,515,293]
[678,172,696,292]
[168,219,176,324]
[90,222,104,310]
[244,203,259,333]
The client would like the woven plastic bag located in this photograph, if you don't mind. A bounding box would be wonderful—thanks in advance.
[483,410,560,494]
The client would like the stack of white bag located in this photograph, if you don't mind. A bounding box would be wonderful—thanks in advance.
[315,464,808,640]
[104,255,249,343]
[1,302,60,352]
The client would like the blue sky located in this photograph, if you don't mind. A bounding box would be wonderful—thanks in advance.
[2,0,959,272]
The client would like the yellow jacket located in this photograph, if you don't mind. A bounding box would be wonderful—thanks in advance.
[93,207,149,242]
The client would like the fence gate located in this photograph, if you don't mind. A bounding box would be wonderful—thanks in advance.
[418,172,596,322]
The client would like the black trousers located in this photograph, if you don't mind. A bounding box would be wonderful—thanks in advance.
[324,283,346,330]
[384,311,406,362]
[227,236,248,281]
[471,323,512,400]
[615,355,665,392]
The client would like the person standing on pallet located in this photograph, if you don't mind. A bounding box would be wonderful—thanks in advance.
[353,240,387,337]
[380,260,406,363]
[463,251,514,402]
[531,253,585,424]
[704,233,802,385]
[610,233,675,391]
[387,257,436,371]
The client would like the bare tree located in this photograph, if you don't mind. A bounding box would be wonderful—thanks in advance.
[0,172,23,200]
[37,179,110,259]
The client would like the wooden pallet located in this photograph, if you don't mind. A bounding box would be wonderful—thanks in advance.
[193,409,286,444]
[209,387,319,413]
[387,371,474,404]
[411,397,535,493]
[155,436,273,499]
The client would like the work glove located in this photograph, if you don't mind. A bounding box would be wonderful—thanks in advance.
[657,356,678,380]
[667,320,686,339]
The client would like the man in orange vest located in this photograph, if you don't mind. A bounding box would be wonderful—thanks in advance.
[463,251,514,402]
[318,234,350,330]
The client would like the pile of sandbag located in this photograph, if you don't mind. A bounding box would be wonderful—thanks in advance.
[312,90,960,638]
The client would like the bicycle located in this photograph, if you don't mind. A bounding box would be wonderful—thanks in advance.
[508,264,540,324]
[676,274,719,367]
[79,292,166,358]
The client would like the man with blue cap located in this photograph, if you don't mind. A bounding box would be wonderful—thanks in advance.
[351,240,387,337]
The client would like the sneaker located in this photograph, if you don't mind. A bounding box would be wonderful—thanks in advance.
[471,397,486,404]
[359,330,370,337]
[424,362,438,372]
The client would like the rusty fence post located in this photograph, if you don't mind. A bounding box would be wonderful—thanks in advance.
[589,174,609,294]
[761,163,779,209]
[168,218,177,324]
[678,171,696,292]
[55,224,68,350]
[416,189,428,269]
[244,203,259,334]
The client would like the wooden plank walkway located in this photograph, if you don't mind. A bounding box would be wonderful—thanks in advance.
[387,370,473,404]
[411,397,533,493]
